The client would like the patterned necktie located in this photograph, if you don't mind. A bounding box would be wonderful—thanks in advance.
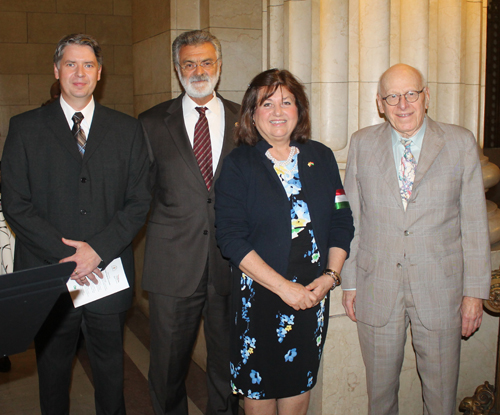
[193,107,213,190]
[398,138,416,210]
[72,112,86,156]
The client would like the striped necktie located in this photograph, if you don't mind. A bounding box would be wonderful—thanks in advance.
[193,107,213,190]
[72,112,86,156]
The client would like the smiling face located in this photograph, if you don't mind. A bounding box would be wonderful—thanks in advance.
[377,64,430,138]
[253,86,299,147]
[177,42,221,106]
[54,44,101,110]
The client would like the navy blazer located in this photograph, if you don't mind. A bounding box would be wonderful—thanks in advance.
[215,139,354,280]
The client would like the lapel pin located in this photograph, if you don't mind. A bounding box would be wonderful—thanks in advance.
[308,162,314,167]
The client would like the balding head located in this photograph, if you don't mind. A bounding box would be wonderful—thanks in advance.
[378,64,426,96]
[376,63,430,138]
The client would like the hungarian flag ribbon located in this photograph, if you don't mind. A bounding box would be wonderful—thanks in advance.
[334,189,350,210]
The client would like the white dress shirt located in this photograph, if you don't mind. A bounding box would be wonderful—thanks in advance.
[182,92,225,173]
[60,95,95,137]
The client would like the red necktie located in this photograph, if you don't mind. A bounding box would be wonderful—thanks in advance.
[193,107,213,190]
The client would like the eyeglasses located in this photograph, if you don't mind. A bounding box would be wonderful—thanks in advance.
[179,59,219,72]
[381,88,425,106]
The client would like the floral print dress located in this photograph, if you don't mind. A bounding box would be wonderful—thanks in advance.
[230,148,328,399]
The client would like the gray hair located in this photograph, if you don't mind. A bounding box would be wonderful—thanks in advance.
[172,30,222,68]
[53,33,102,69]
[378,64,427,95]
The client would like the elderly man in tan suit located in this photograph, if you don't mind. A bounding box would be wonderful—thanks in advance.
[342,63,491,415]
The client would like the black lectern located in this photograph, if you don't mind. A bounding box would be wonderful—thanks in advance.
[0,262,75,356]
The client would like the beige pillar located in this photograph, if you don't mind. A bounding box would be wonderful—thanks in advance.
[462,0,483,139]
[318,0,349,151]
[399,0,429,78]
[435,0,462,125]
[358,0,390,129]
[284,0,312,80]
[267,0,285,69]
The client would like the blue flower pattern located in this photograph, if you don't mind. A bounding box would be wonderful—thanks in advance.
[284,348,298,362]
[231,149,327,398]
[314,298,326,358]
[276,312,295,343]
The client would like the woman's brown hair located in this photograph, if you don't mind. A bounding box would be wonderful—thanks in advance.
[235,69,311,146]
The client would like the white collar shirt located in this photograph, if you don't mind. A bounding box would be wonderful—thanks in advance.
[60,95,95,139]
[182,92,225,172]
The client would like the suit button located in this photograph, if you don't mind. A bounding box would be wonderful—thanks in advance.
[397,263,402,268]
[203,230,208,235]
[80,177,87,183]
[207,198,212,203]
[80,209,87,215]
[404,230,410,236]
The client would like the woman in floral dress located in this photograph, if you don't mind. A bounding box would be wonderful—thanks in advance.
[215,69,354,414]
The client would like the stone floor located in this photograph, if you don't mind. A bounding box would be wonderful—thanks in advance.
[0,307,243,415]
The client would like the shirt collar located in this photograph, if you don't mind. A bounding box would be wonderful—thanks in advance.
[182,92,218,114]
[60,95,95,126]
[391,116,427,149]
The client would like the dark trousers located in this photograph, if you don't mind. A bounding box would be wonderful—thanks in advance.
[35,295,127,415]
[148,266,238,415]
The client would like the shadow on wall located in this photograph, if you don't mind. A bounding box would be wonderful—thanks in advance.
[485,148,500,206]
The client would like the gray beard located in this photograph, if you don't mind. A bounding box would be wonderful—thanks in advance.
[178,69,220,99]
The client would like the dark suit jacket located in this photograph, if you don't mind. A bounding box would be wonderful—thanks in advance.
[2,99,151,314]
[342,117,491,330]
[215,139,354,281]
[139,93,240,297]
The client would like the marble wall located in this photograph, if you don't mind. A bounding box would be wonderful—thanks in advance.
[262,0,489,168]
[0,0,135,155]
[1,0,496,414]
[259,0,495,413]
[132,0,262,117]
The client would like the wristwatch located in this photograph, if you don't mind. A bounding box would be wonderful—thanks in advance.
[323,268,342,291]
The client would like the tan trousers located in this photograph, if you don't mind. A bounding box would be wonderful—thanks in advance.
[357,271,462,415]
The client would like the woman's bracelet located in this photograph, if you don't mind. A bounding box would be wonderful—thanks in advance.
[322,268,341,291]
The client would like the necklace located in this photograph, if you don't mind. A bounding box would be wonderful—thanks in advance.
[265,146,299,167]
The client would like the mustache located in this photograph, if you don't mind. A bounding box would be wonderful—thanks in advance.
[188,73,210,83]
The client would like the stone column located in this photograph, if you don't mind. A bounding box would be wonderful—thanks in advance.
[399,0,429,78]
[318,0,349,151]
[358,0,390,129]
[267,0,285,69]
[435,0,462,125]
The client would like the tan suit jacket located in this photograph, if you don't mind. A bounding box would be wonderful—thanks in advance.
[342,117,491,331]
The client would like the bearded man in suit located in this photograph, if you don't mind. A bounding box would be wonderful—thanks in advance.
[138,30,239,415]
[342,63,491,415]
[2,33,151,415]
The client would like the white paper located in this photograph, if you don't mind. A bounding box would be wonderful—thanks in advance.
[66,258,129,308]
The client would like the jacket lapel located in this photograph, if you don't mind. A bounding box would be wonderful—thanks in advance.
[164,94,207,189]
[46,100,82,163]
[213,95,238,185]
[412,117,445,190]
[83,102,108,162]
[373,123,404,209]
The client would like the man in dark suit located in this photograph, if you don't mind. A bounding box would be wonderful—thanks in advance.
[139,30,239,415]
[2,33,151,415]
